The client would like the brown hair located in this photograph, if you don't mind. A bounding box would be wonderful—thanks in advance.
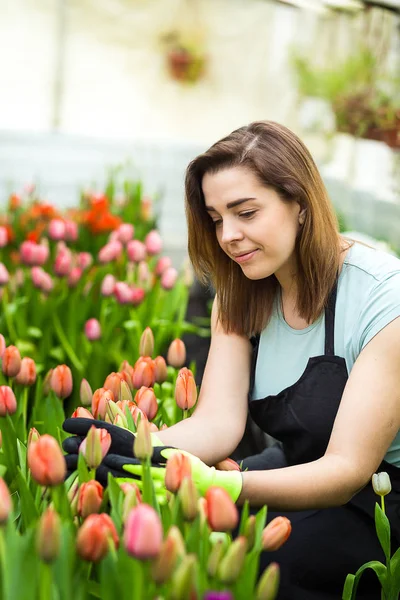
[185,121,341,336]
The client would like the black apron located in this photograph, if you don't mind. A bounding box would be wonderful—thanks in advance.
[243,281,400,599]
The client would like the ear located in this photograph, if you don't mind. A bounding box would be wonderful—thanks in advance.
[298,205,307,225]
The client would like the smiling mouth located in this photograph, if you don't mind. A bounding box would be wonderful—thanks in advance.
[232,249,258,264]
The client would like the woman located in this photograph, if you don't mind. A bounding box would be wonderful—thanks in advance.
[64,121,400,598]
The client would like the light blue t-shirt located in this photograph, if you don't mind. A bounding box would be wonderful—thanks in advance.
[252,242,400,466]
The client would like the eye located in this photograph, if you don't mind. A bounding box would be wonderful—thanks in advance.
[239,211,256,219]
[213,219,222,227]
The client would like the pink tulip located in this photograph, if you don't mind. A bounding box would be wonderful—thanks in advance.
[167,339,186,368]
[161,267,178,290]
[135,386,158,420]
[64,220,78,242]
[0,478,12,523]
[98,241,122,264]
[48,219,66,241]
[71,407,94,419]
[205,487,239,532]
[54,248,72,277]
[35,244,50,265]
[126,240,146,263]
[76,514,119,562]
[0,227,8,248]
[116,223,134,244]
[77,252,92,270]
[175,368,197,411]
[14,357,36,386]
[2,345,21,377]
[0,335,6,358]
[28,435,66,486]
[131,287,145,306]
[78,480,104,518]
[0,264,9,286]
[155,256,172,276]
[67,267,82,288]
[84,318,101,341]
[124,504,163,560]
[114,282,134,304]
[51,365,73,399]
[137,261,150,284]
[145,230,162,256]
[101,274,116,296]
[20,241,49,266]
[31,267,54,293]
[0,386,17,416]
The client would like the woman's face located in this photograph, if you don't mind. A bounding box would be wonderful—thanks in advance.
[202,166,303,285]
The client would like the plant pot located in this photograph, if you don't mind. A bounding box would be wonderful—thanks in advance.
[382,128,400,150]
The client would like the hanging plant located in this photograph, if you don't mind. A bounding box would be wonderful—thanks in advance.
[161,31,207,84]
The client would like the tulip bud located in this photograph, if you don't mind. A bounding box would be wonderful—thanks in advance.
[51,365,73,399]
[68,267,82,288]
[68,478,80,516]
[132,357,156,389]
[161,267,178,291]
[78,480,104,519]
[0,478,12,523]
[48,219,66,241]
[167,339,186,368]
[76,514,119,562]
[28,435,66,486]
[197,496,208,529]
[122,487,141,522]
[14,357,36,386]
[165,452,192,494]
[0,263,9,286]
[113,413,129,429]
[243,514,257,552]
[92,387,112,420]
[170,554,197,600]
[151,526,182,585]
[84,318,101,341]
[79,378,93,407]
[134,419,153,460]
[218,536,247,584]
[0,386,17,416]
[127,240,147,263]
[154,356,168,384]
[36,508,61,563]
[261,516,292,552]
[1,345,21,377]
[214,458,240,471]
[78,252,92,271]
[124,504,163,560]
[0,335,5,358]
[372,472,392,497]
[119,380,133,403]
[205,487,239,532]
[27,427,41,448]
[144,230,162,256]
[174,368,197,411]
[101,274,116,297]
[0,227,8,248]
[134,386,158,421]
[178,476,199,522]
[79,426,111,469]
[155,256,172,276]
[139,327,154,358]
[116,223,134,244]
[256,562,280,600]
[103,372,123,401]
[207,539,226,578]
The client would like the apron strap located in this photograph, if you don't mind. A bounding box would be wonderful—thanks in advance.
[324,278,339,356]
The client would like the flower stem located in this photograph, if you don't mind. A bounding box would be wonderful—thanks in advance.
[51,312,84,373]
[381,495,386,515]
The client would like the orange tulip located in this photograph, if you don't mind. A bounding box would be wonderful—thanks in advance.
[28,435,66,486]
[174,368,197,411]
[261,516,292,552]
[165,452,192,493]
[71,407,94,419]
[76,513,119,562]
[179,477,199,522]
[92,388,113,419]
[14,357,36,386]
[0,478,12,523]
[132,357,156,389]
[135,386,158,420]
[214,458,240,471]
[51,365,73,399]
[27,427,40,448]
[78,480,104,519]
[103,372,124,401]
[154,355,168,383]
[1,345,21,377]
[36,508,61,563]
[167,339,186,368]
[205,487,239,532]
[0,386,17,416]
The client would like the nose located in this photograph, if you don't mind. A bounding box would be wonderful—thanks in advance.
[220,219,244,245]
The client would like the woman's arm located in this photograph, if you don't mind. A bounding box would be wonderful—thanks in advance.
[238,316,400,510]
[155,296,251,465]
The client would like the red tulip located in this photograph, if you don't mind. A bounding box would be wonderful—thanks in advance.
[261,516,292,552]
[135,386,158,420]
[167,339,186,368]
[165,452,192,493]
[124,504,163,560]
[1,345,21,377]
[51,365,73,399]
[205,487,239,532]
[78,480,104,518]
[14,357,36,386]
[0,386,17,416]
[174,368,197,411]
[36,508,61,563]
[132,357,156,389]
[76,514,119,562]
[0,478,12,523]
[28,435,66,486]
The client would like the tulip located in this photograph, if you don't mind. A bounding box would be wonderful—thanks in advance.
[42,369,54,395]
[51,365,73,399]
[54,249,72,277]
[243,514,257,551]
[372,472,392,497]
[137,260,150,285]
[0,227,8,248]
[132,357,156,389]
[170,554,197,600]
[205,487,239,532]
[135,386,158,420]
[48,219,66,241]
[116,223,134,244]
[175,368,197,411]
[214,458,240,471]
[104,372,123,401]
[154,355,168,384]
[67,266,82,288]
[130,405,148,426]
[98,241,122,264]
[28,435,66,486]
[0,478,12,523]
[131,287,145,306]
[179,476,199,521]
[119,380,133,404]
[124,504,163,560]
[114,281,134,304]
[256,562,280,600]
[261,516,292,552]
[76,513,119,562]
[161,267,178,290]
[119,360,135,388]
[139,327,154,358]
[165,452,192,493]
[78,480,104,518]
[79,426,111,469]
[27,427,41,448]
[151,526,182,585]
[67,478,80,516]
[145,230,162,255]
[84,318,101,341]
[1,345,21,377]
[101,274,116,296]
[127,239,147,263]
[80,378,93,407]
[36,508,61,563]
[167,339,186,368]
[0,334,5,358]
[0,263,9,286]
[140,196,153,221]
[134,419,153,460]
[77,252,92,270]
[120,481,142,500]
[155,256,172,276]
[207,539,226,578]
[122,486,141,522]
[218,536,247,584]
[65,220,78,242]
[92,388,113,420]
[14,357,36,386]
[0,386,17,416]
[21,241,48,266]
[31,266,54,293]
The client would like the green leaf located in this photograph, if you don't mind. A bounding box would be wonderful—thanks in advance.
[122,320,141,331]
[16,439,27,478]
[388,546,400,597]
[15,468,39,529]
[342,573,356,599]
[26,327,43,339]
[77,452,91,484]
[107,474,124,533]
[238,500,250,536]
[375,502,391,561]
[49,346,65,362]
[353,561,388,597]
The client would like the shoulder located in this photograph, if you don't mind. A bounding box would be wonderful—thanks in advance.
[342,241,400,284]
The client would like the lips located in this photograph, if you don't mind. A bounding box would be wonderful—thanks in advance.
[232,250,257,258]
[232,249,259,264]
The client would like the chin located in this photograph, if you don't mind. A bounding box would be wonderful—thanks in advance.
[240,266,273,281]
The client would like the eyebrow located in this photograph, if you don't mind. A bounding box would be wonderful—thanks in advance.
[205,197,256,212]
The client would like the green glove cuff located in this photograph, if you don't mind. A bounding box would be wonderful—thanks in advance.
[210,468,243,503]
[150,433,164,447]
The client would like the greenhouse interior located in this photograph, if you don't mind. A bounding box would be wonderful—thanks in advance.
[0,0,400,598]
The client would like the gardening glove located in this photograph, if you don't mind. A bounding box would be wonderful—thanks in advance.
[123,446,243,502]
